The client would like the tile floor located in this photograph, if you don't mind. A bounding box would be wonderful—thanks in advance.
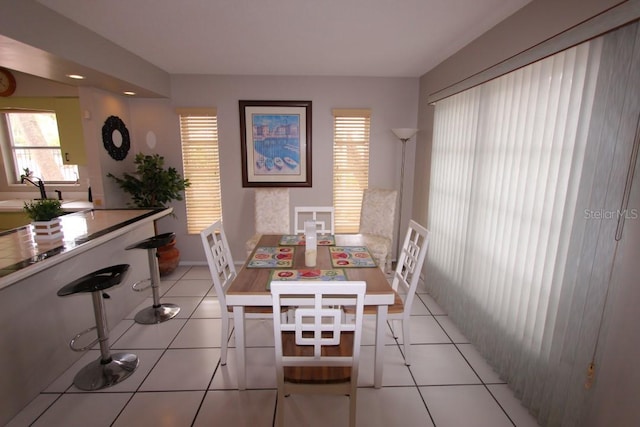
[7,265,539,427]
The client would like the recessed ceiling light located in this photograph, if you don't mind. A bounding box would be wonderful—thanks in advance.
[66,74,85,80]
[123,91,136,96]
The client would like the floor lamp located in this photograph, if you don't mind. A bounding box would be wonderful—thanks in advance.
[391,128,419,263]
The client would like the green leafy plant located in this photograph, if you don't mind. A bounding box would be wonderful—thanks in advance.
[107,153,190,209]
[23,199,64,222]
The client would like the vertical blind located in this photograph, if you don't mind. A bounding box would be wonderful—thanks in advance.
[332,109,370,233]
[177,108,222,234]
[428,38,604,425]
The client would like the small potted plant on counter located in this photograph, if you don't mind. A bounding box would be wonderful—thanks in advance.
[23,199,65,241]
[107,152,190,275]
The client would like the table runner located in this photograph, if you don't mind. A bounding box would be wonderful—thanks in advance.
[267,268,347,289]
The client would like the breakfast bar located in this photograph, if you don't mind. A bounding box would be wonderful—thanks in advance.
[0,207,172,424]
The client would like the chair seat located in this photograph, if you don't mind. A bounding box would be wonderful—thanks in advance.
[361,234,391,267]
[126,232,175,250]
[344,290,405,315]
[281,331,354,384]
[226,305,286,314]
[57,264,130,296]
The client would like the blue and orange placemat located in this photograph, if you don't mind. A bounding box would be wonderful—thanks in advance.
[247,246,295,268]
[279,234,336,246]
[268,268,347,289]
[329,246,377,268]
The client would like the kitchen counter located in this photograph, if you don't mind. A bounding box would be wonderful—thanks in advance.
[0,199,94,231]
[0,208,171,289]
[0,198,93,212]
[0,207,174,425]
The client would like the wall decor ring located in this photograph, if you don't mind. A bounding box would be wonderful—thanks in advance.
[102,115,131,161]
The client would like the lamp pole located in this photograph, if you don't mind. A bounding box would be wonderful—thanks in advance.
[391,128,418,265]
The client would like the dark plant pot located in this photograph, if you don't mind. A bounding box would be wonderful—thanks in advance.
[158,238,180,276]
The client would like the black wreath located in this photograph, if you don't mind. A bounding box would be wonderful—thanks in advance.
[102,115,131,161]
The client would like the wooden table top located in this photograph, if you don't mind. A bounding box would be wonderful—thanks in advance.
[227,234,393,303]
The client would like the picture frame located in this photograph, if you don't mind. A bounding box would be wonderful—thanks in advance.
[239,100,312,187]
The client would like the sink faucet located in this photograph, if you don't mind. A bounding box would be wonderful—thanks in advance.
[20,175,48,199]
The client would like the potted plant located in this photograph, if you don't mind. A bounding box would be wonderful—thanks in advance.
[23,199,65,241]
[107,152,190,275]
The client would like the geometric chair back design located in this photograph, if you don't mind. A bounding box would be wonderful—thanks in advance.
[246,188,290,257]
[56,264,139,390]
[387,220,429,365]
[201,219,278,365]
[200,219,237,366]
[345,219,429,366]
[293,206,335,235]
[358,188,398,272]
[125,232,180,324]
[270,280,366,427]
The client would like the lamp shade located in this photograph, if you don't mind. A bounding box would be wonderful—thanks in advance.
[392,128,419,141]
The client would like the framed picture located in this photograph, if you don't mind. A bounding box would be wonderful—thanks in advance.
[239,100,312,187]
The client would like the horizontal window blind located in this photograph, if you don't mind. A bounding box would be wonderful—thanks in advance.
[177,108,222,234]
[332,109,370,233]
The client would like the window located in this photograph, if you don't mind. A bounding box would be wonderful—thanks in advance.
[177,108,222,234]
[1,110,78,183]
[426,34,624,424]
[332,109,370,233]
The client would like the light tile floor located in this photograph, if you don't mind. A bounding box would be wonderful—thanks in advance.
[7,265,540,426]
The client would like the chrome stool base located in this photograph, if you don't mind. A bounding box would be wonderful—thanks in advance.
[58,265,139,391]
[127,233,180,325]
[73,352,139,391]
[134,303,180,324]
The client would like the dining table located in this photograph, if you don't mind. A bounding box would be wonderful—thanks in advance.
[226,233,395,390]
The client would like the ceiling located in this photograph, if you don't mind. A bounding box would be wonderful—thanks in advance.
[35,0,531,78]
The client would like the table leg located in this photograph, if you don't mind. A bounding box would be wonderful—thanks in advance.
[374,304,388,388]
[232,306,246,390]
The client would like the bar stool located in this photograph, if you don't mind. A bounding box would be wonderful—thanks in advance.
[126,232,180,324]
[57,264,138,391]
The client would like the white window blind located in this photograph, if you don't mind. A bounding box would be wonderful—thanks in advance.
[177,108,222,234]
[428,38,605,425]
[332,109,370,233]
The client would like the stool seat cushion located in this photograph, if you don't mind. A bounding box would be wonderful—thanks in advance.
[126,232,175,250]
[57,264,130,296]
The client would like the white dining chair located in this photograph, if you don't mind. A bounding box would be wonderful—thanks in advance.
[293,206,335,234]
[359,188,398,272]
[270,280,366,427]
[201,219,280,365]
[346,219,429,366]
[246,188,290,257]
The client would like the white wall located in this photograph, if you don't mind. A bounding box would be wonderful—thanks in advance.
[125,75,419,262]
[78,87,138,209]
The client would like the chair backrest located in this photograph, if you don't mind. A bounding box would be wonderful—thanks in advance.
[293,206,335,234]
[255,188,290,234]
[359,188,397,240]
[200,220,236,306]
[271,281,366,382]
[392,220,430,310]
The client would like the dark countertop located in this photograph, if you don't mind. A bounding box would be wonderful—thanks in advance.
[0,208,172,289]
